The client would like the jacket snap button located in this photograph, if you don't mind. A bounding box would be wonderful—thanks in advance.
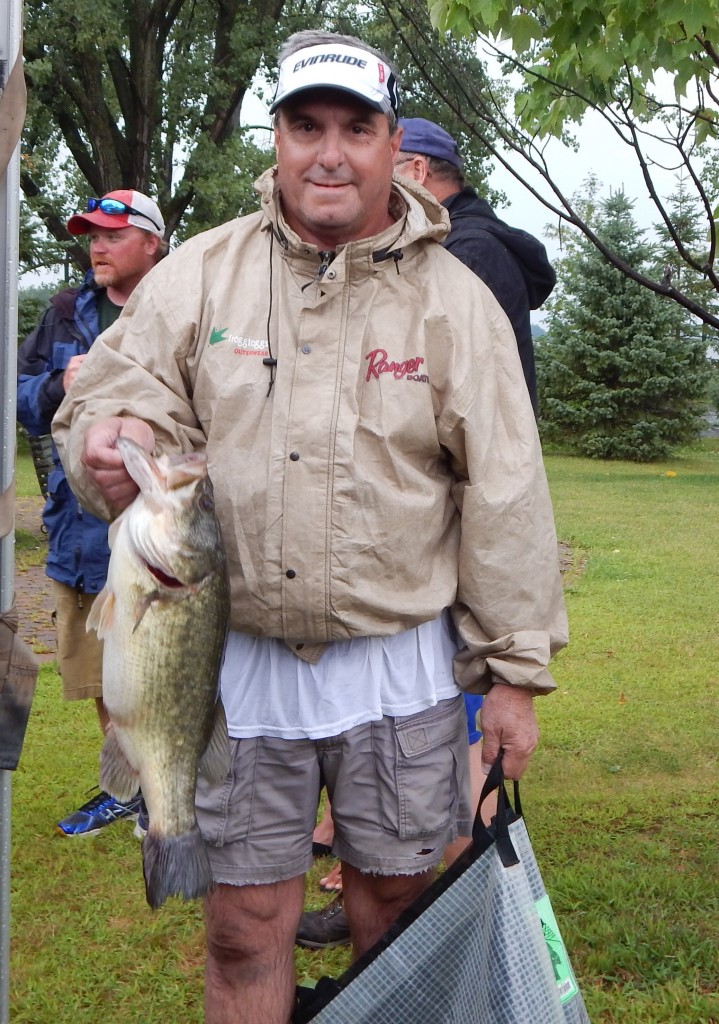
[289,451,300,461]
[326,270,336,280]
[302,344,311,354]
[286,569,296,579]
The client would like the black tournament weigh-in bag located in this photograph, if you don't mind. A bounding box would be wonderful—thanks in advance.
[295,756,591,1024]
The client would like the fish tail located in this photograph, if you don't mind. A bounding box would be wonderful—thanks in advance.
[142,827,213,909]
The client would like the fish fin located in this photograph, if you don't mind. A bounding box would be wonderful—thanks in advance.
[99,728,140,803]
[131,587,199,634]
[142,827,213,909]
[86,586,115,639]
[116,436,168,501]
[198,700,231,784]
[132,590,160,634]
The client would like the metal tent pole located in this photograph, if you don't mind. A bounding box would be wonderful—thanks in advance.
[0,775,9,1024]
[0,0,23,1019]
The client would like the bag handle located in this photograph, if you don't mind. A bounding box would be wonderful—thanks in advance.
[471,751,521,868]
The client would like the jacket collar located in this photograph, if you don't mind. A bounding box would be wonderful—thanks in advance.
[49,269,103,321]
[442,185,496,221]
[255,166,449,274]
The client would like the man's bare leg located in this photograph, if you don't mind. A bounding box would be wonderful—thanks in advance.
[204,876,305,1024]
[341,862,435,959]
[313,799,334,849]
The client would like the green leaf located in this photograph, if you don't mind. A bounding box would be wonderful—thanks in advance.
[508,12,544,53]
[660,0,719,36]
[464,0,506,32]
[694,111,717,146]
[428,0,448,30]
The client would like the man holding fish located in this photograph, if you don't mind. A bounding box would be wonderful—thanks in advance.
[54,28,568,1024]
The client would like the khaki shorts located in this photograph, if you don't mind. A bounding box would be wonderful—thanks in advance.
[53,581,103,701]
[195,695,470,886]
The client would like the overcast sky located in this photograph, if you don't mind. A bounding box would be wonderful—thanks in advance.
[488,104,687,325]
[487,113,679,261]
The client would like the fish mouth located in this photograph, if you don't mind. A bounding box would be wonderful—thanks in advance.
[143,559,185,589]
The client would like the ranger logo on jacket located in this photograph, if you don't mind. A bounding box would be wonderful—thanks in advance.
[365,348,428,383]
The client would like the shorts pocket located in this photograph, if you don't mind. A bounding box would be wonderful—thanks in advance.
[376,696,464,840]
[195,737,258,847]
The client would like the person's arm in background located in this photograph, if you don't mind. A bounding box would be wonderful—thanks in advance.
[444,232,538,413]
[17,286,90,437]
[17,305,69,436]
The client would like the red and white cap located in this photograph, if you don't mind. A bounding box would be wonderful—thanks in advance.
[270,42,399,117]
[67,189,165,238]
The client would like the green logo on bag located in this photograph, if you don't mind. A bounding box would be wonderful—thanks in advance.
[535,894,579,1004]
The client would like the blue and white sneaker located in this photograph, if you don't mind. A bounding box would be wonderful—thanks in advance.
[56,789,142,837]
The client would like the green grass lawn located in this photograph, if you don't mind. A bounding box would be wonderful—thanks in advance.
[7,443,719,1023]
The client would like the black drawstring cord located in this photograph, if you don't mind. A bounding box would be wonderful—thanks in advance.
[263,230,277,396]
[372,247,404,274]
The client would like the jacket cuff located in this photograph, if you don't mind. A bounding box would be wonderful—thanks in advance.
[487,669,556,696]
[452,634,558,696]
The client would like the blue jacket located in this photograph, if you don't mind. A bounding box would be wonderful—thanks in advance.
[442,188,557,415]
[17,271,110,593]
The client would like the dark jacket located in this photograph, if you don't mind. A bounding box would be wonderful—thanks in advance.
[17,271,110,592]
[442,187,556,413]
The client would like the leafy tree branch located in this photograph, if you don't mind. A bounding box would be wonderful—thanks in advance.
[416,0,719,326]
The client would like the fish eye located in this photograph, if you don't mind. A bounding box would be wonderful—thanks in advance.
[198,493,214,513]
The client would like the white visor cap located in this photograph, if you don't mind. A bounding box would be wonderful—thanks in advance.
[270,43,399,117]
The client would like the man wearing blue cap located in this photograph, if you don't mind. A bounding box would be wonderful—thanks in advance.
[395,117,556,414]
[396,116,556,867]
[300,118,558,948]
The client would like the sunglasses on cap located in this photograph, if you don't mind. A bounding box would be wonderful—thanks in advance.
[85,197,162,233]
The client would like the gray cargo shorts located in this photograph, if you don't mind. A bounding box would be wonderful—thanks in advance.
[195,694,471,886]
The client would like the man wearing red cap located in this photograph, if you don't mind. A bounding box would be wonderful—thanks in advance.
[17,189,165,836]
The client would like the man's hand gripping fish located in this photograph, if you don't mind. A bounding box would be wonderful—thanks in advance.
[87,437,230,908]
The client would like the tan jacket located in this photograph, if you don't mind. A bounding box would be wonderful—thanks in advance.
[54,169,568,693]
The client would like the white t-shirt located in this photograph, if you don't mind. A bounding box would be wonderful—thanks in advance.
[220,609,461,740]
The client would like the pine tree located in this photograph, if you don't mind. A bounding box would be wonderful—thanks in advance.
[537,188,708,461]
[651,174,719,384]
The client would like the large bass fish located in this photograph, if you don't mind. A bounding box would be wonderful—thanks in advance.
[88,437,230,908]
